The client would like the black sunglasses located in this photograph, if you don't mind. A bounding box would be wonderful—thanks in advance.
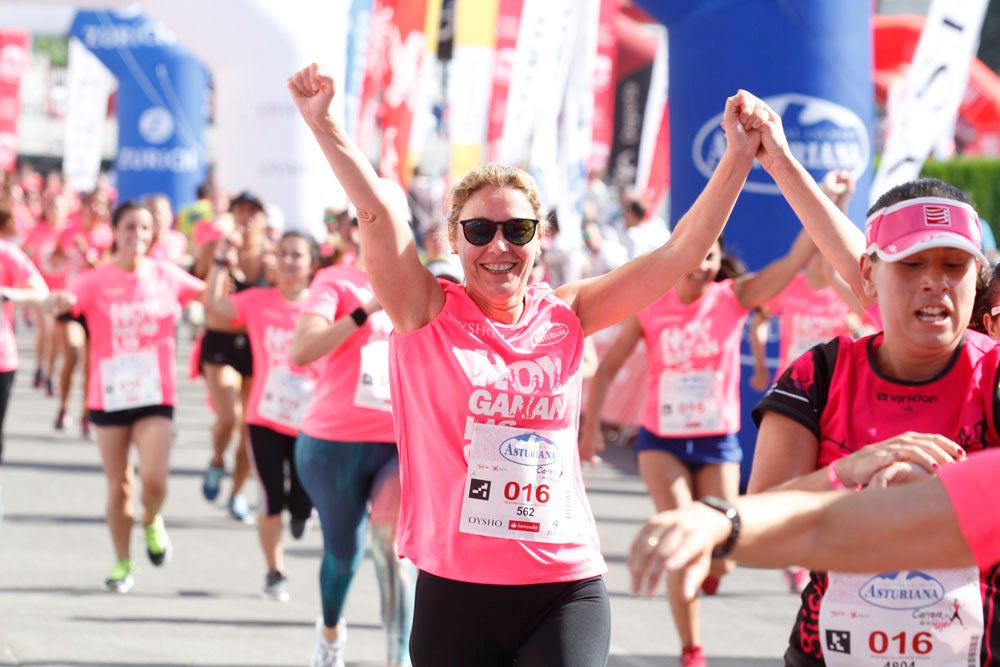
[459,218,539,246]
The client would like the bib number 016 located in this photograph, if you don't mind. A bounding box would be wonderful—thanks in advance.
[503,482,550,504]
[869,631,932,655]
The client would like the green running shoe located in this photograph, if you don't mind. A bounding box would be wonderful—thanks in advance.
[145,514,172,566]
[103,558,136,593]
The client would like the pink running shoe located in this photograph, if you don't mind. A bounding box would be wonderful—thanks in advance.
[681,644,707,667]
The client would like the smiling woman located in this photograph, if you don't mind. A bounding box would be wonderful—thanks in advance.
[288,61,773,667]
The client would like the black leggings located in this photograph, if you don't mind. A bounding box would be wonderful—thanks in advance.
[0,370,13,463]
[409,571,610,667]
[247,424,312,518]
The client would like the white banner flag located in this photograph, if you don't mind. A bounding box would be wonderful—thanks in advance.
[870,0,989,204]
[63,37,114,193]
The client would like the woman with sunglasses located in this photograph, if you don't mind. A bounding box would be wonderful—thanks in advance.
[288,63,768,666]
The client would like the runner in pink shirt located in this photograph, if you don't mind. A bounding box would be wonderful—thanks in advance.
[580,230,813,665]
[47,201,205,594]
[290,62,769,667]
[288,215,411,667]
[203,231,318,603]
[741,96,1000,667]
[145,193,190,267]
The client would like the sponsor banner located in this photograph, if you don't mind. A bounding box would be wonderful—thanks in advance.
[634,26,667,210]
[378,0,429,187]
[607,14,657,190]
[589,0,618,174]
[357,0,393,157]
[871,0,989,203]
[448,0,498,179]
[0,31,29,173]
[70,8,209,208]
[62,38,114,192]
[344,0,375,140]
[407,0,444,176]
[484,0,524,163]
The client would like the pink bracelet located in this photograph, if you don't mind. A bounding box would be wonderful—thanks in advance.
[826,462,859,491]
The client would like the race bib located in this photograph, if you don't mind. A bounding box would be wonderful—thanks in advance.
[657,369,722,435]
[100,349,163,412]
[818,568,983,667]
[353,339,391,412]
[257,365,315,430]
[459,423,585,544]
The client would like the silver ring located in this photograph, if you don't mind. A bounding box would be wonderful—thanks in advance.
[646,535,659,549]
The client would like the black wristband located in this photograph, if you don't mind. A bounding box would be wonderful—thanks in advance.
[349,307,368,327]
[213,256,228,267]
[699,495,741,559]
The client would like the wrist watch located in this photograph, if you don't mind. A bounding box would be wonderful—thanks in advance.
[699,495,741,559]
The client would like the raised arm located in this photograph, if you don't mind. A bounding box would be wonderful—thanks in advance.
[744,103,872,308]
[287,63,442,332]
[555,90,763,335]
[732,228,815,309]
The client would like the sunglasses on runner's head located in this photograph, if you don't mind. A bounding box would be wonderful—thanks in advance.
[459,218,539,246]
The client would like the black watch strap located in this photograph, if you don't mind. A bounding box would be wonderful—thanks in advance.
[699,495,741,559]
[349,307,368,327]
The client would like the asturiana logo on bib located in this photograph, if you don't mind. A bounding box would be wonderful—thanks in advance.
[859,571,945,610]
[498,433,559,467]
[693,93,869,195]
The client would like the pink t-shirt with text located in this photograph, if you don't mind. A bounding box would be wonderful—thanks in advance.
[70,258,205,411]
[636,279,749,437]
[389,280,606,585]
[297,264,395,443]
[766,273,853,373]
[0,240,42,372]
[230,287,311,436]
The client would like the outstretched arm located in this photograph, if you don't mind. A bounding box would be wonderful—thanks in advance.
[629,476,972,600]
[556,90,763,336]
[287,63,442,333]
[732,228,815,309]
[744,106,872,308]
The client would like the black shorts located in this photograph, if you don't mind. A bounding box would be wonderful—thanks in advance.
[55,312,89,337]
[247,424,313,518]
[200,329,253,377]
[89,404,174,427]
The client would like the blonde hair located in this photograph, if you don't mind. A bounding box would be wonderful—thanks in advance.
[446,164,546,246]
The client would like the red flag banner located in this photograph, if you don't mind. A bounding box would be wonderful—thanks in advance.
[0,31,30,173]
[485,0,524,163]
[589,0,618,174]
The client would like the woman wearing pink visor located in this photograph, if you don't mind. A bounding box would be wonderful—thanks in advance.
[686,95,1000,667]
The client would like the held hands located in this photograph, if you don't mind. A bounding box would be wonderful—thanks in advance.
[45,289,77,316]
[748,364,772,393]
[728,91,791,172]
[820,169,857,210]
[287,63,337,127]
[833,432,965,489]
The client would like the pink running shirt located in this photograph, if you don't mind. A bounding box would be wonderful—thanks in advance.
[70,258,205,411]
[24,224,70,289]
[389,280,606,585]
[0,240,43,372]
[636,279,749,437]
[939,449,1000,572]
[297,264,395,443]
[229,287,312,436]
[148,229,189,265]
[766,273,853,374]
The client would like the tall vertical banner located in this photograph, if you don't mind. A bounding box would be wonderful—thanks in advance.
[378,0,429,187]
[484,0,524,164]
[638,0,873,487]
[607,15,658,190]
[633,28,669,213]
[871,0,989,203]
[0,31,29,173]
[63,38,115,192]
[70,8,209,208]
[449,0,499,180]
[589,0,618,174]
[344,0,375,141]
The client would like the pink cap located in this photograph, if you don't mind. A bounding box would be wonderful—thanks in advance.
[865,196,987,264]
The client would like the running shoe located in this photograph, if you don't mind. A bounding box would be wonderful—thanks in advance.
[202,462,225,501]
[45,378,54,397]
[701,575,720,596]
[784,566,810,594]
[53,408,66,431]
[290,515,313,540]
[262,570,289,602]
[145,514,172,566]
[228,493,253,524]
[311,617,346,667]
[33,368,43,389]
[103,557,136,593]
[681,644,707,667]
